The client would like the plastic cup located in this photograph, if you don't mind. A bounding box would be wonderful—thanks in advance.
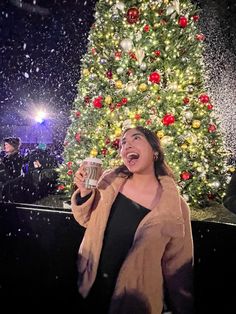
[84,157,102,189]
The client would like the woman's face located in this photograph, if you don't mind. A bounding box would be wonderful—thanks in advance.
[120,128,155,174]
[4,142,15,154]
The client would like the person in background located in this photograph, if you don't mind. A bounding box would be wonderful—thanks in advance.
[71,126,194,314]
[27,143,58,170]
[223,171,236,214]
[0,137,23,201]
[23,143,58,201]
[1,137,23,180]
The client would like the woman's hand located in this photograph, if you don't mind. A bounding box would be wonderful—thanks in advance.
[74,163,92,197]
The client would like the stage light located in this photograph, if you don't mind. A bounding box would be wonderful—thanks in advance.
[35,110,47,124]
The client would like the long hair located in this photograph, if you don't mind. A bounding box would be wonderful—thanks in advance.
[115,126,174,179]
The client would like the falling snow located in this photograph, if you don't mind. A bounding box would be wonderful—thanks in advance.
[1,0,235,153]
[198,0,236,157]
[0,0,97,145]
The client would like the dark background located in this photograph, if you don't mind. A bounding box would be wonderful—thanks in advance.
[0,0,236,151]
[0,0,97,145]
[1,202,236,313]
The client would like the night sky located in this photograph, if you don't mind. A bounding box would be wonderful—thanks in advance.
[1,0,236,152]
[0,0,97,144]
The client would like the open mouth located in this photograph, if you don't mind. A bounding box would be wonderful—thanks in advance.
[126,152,140,165]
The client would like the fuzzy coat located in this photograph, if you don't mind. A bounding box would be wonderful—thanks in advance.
[71,170,194,314]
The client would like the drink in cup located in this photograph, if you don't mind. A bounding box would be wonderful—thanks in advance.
[84,157,102,189]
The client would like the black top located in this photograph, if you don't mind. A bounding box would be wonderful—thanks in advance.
[1,152,23,180]
[223,172,236,213]
[86,192,150,312]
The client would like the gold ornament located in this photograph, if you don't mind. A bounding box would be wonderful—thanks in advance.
[186,137,193,144]
[115,128,122,137]
[82,68,90,76]
[90,148,98,157]
[105,96,112,105]
[229,166,235,173]
[192,120,201,128]
[139,83,148,92]
[157,130,164,139]
[181,144,188,150]
[115,80,123,89]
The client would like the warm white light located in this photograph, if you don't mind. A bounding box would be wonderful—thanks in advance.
[35,110,47,123]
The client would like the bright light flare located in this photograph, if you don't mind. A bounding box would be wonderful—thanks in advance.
[34,110,47,123]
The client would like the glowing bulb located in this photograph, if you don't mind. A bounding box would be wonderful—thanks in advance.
[35,110,47,123]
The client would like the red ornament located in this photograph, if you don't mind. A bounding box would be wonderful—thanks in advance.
[116,102,122,108]
[192,15,200,22]
[105,138,111,145]
[196,33,205,41]
[162,114,175,126]
[67,170,73,176]
[183,97,190,104]
[84,96,90,104]
[134,113,141,120]
[127,7,140,24]
[114,51,122,60]
[75,133,81,142]
[143,24,150,32]
[149,71,161,84]
[129,51,137,60]
[178,16,188,28]
[75,111,81,118]
[207,104,213,110]
[127,69,133,76]
[106,70,113,79]
[121,98,128,104]
[208,124,217,133]
[57,185,65,191]
[101,148,107,156]
[154,50,161,57]
[93,96,103,108]
[112,138,120,150]
[67,161,73,168]
[181,171,191,181]
[199,94,210,103]
[146,119,152,125]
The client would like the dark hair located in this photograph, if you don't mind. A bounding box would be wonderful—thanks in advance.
[115,126,174,179]
[3,137,21,150]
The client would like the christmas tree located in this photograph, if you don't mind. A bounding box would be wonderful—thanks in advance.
[58,0,229,209]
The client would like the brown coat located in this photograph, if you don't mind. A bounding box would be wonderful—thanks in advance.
[71,170,194,314]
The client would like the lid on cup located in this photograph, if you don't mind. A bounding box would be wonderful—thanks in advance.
[84,157,102,164]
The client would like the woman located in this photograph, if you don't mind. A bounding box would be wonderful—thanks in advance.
[71,126,194,314]
[1,137,23,180]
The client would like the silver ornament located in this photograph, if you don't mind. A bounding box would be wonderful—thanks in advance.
[140,62,147,71]
[210,180,220,189]
[120,38,133,52]
[116,67,124,74]
[100,58,107,64]
[184,111,193,121]
[187,85,194,93]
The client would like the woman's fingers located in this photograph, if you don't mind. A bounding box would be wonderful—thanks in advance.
[74,164,92,196]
